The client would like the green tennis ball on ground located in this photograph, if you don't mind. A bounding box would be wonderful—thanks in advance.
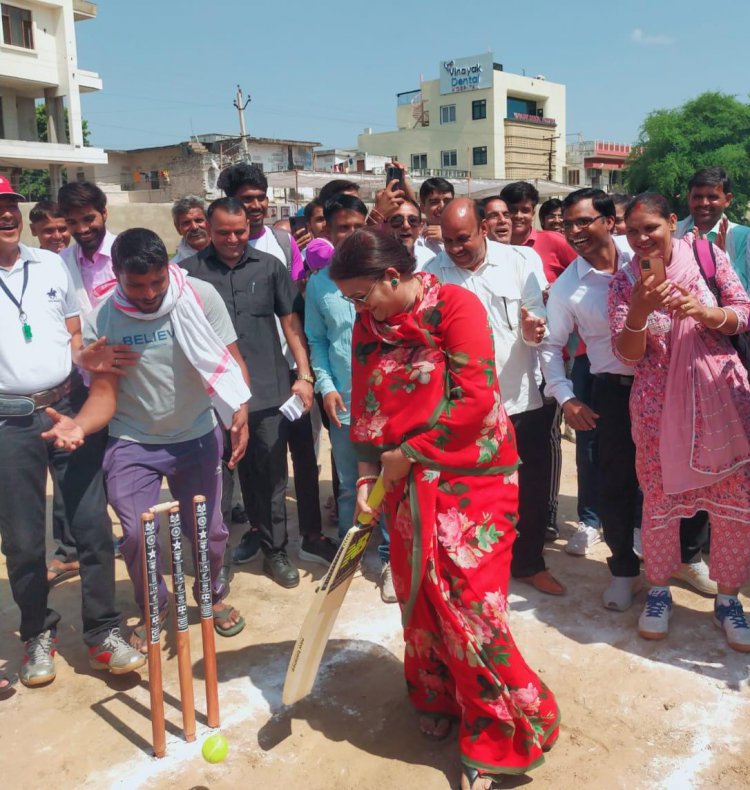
[202,733,228,763]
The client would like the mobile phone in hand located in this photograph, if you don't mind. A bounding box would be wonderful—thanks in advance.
[289,215,307,235]
[639,256,666,285]
[385,165,405,192]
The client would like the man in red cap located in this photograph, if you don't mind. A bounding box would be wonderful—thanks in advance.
[0,176,145,686]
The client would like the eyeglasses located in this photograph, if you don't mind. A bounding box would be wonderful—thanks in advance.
[562,215,605,230]
[388,215,421,228]
[341,278,379,305]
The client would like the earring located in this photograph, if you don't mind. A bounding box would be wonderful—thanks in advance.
[391,278,399,288]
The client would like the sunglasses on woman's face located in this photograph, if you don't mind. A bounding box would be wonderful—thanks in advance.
[388,215,421,228]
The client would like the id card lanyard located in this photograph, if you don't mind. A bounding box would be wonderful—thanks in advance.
[0,260,33,342]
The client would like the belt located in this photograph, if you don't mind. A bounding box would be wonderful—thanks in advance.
[0,374,76,417]
[594,372,634,387]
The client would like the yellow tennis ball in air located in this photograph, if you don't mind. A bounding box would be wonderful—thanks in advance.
[202,733,229,763]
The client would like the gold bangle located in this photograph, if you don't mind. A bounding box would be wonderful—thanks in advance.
[624,320,648,332]
[714,308,729,330]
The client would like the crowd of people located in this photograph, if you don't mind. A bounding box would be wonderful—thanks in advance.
[1,159,749,788]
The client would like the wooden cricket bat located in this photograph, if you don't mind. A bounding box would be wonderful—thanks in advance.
[282,476,385,706]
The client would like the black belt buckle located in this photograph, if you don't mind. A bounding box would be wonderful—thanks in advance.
[0,395,35,417]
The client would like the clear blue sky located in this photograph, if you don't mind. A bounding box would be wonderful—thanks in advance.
[77,0,750,152]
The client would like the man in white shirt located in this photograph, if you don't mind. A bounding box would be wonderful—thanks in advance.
[541,188,713,611]
[425,198,565,595]
[674,166,750,291]
[0,179,145,686]
[170,196,210,263]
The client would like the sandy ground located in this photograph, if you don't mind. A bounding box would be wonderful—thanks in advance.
[1,436,748,789]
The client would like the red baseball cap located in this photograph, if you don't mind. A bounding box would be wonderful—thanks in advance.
[0,175,26,201]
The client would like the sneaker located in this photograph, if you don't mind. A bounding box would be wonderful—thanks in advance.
[672,559,717,596]
[380,562,397,604]
[231,504,249,524]
[638,589,672,640]
[21,629,57,687]
[633,528,643,560]
[565,523,602,556]
[233,529,261,564]
[603,575,642,611]
[299,534,339,566]
[714,598,750,652]
[263,550,300,588]
[544,524,560,543]
[89,627,147,675]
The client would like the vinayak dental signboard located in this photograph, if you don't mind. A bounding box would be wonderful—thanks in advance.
[439,52,494,95]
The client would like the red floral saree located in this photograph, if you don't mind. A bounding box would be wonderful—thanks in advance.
[350,273,559,777]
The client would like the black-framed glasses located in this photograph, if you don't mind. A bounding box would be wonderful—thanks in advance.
[388,215,421,228]
[562,215,605,231]
[341,278,379,305]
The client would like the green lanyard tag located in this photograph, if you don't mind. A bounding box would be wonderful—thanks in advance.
[22,321,32,342]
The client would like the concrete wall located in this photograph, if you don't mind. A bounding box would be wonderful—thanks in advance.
[19,201,181,255]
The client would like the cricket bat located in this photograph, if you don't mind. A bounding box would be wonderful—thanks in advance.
[282,476,386,705]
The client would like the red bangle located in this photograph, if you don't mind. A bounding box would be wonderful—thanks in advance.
[356,475,378,489]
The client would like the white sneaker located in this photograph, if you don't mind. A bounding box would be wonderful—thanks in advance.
[672,559,717,596]
[565,523,602,556]
[603,575,642,612]
[638,589,672,640]
[380,562,397,604]
[633,528,643,560]
[714,598,750,653]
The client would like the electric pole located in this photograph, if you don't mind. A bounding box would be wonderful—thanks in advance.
[543,134,560,180]
[233,85,251,160]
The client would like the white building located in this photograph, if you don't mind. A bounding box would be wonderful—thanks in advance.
[313,148,393,174]
[0,0,106,193]
[565,140,632,191]
[358,52,566,182]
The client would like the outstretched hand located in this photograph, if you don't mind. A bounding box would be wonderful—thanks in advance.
[41,407,85,451]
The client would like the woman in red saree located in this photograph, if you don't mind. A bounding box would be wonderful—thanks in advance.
[329,228,559,789]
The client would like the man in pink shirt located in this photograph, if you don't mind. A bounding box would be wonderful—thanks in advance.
[500,181,576,284]
[58,182,118,315]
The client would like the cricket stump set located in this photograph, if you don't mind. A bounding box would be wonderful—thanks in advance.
[141,495,219,758]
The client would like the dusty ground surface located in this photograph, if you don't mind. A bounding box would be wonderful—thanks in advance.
[1,437,748,789]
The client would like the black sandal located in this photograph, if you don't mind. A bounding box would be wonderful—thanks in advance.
[462,766,501,790]
[419,713,453,741]
[0,673,18,699]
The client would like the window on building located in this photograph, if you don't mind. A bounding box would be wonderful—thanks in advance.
[507,96,537,119]
[411,153,427,171]
[472,100,487,121]
[1,4,33,49]
[440,104,456,124]
[0,98,4,138]
[441,150,457,168]
[472,146,488,166]
[567,170,580,186]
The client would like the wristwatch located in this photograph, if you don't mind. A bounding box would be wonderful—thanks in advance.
[296,373,315,384]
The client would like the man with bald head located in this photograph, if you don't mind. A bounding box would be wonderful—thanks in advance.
[424,199,565,595]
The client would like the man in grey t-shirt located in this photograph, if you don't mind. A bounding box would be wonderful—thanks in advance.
[46,228,251,648]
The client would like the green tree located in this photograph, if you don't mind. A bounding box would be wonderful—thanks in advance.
[625,92,750,222]
[18,105,91,201]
